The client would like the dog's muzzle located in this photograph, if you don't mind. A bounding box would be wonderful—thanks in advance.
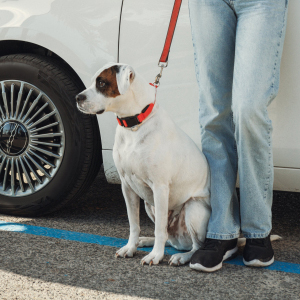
[76,93,86,104]
[76,93,88,113]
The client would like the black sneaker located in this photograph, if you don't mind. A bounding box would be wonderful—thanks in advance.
[243,234,274,267]
[189,238,238,272]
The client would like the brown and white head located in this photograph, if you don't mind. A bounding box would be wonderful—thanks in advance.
[76,62,154,118]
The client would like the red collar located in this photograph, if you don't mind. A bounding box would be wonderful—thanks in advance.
[117,83,158,128]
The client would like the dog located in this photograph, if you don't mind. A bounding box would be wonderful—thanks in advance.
[76,62,279,266]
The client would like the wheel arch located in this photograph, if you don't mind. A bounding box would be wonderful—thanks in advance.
[0,40,103,165]
[0,40,86,91]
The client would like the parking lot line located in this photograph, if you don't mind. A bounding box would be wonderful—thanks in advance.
[1,220,299,275]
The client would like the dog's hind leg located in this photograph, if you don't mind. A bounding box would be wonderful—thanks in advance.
[138,237,171,247]
[138,237,155,247]
[169,197,211,266]
[144,201,155,223]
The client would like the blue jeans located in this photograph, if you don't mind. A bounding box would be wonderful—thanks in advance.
[188,0,289,239]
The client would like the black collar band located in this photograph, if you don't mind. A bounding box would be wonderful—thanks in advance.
[117,103,154,128]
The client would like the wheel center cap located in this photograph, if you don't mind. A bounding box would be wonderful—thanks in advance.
[0,121,29,156]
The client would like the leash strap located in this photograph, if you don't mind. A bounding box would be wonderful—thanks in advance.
[154,0,182,85]
[159,0,183,64]
[118,0,183,128]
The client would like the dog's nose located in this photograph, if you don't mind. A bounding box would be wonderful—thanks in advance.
[76,94,86,102]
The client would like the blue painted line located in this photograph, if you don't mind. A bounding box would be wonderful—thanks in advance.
[1,220,299,275]
[226,256,300,274]
[0,221,182,255]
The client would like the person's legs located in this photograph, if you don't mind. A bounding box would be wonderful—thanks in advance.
[232,0,289,238]
[188,0,289,271]
[188,0,240,240]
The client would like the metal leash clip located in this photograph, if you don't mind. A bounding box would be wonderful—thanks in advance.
[154,61,168,86]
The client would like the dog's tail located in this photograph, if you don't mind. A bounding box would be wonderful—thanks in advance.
[237,234,282,247]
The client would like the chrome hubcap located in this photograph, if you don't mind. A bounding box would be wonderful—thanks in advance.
[0,121,29,156]
[0,80,65,197]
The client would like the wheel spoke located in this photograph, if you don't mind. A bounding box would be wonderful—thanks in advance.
[31,140,61,147]
[10,84,15,118]
[0,104,5,121]
[27,110,57,129]
[15,82,24,119]
[28,149,55,168]
[19,156,34,192]
[29,145,61,159]
[11,158,16,195]
[30,122,59,133]
[0,155,7,176]
[1,82,9,118]
[18,88,33,120]
[26,153,51,179]
[26,103,48,125]
[23,92,42,122]
[23,156,42,184]
[16,159,25,192]
[30,132,62,139]
[0,85,5,120]
[3,158,10,191]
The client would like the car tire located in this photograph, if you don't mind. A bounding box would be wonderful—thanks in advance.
[0,54,102,216]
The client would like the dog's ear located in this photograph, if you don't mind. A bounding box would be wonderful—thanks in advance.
[116,65,135,95]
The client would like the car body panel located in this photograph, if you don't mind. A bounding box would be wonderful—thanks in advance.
[119,0,300,169]
[0,0,122,87]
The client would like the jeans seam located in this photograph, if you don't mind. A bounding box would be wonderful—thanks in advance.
[188,0,202,133]
[263,4,287,203]
[221,0,237,17]
[263,122,272,201]
[268,4,288,105]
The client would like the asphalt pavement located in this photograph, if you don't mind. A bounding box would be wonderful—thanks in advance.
[0,167,300,300]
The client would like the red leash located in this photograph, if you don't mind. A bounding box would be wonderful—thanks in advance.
[159,0,183,64]
[117,0,182,129]
[154,0,183,86]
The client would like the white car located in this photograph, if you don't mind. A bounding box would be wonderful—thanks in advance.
[0,0,299,216]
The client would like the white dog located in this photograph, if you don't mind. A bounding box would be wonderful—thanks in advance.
[76,62,280,266]
[76,62,211,266]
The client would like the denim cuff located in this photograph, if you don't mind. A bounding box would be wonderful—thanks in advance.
[206,232,240,240]
[242,231,271,239]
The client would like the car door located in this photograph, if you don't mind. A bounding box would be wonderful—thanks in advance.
[118,0,300,191]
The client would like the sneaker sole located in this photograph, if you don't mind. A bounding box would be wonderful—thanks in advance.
[243,256,274,267]
[189,246,238,273]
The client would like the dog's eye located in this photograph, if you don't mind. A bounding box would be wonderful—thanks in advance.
[97,80,105,88]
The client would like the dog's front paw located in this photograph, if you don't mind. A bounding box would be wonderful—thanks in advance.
[116,244,137,258]
[141,250,164,265]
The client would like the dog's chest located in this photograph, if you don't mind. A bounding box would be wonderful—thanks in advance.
[113,130,155,204]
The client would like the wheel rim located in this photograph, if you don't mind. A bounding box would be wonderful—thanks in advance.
[0,80,65,197]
